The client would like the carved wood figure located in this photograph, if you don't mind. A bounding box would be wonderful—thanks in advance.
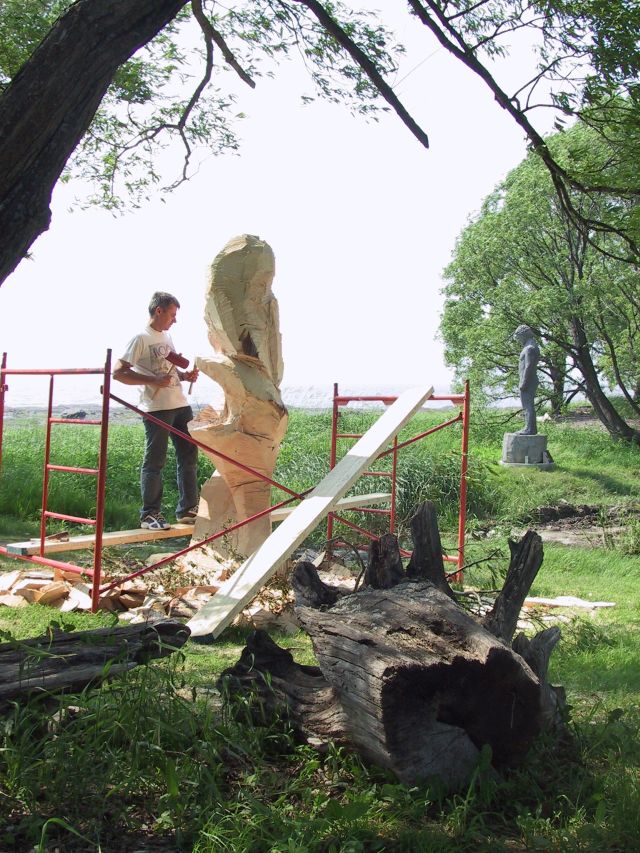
[189,235,288,558]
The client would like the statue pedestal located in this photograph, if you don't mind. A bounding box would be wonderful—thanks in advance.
[500,433,554,469]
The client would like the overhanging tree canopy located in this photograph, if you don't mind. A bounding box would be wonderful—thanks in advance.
[0,0,638,287]
[440,116,640,443]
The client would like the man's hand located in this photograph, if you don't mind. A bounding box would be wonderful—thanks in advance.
[181,367,199,384]
[154,374,173,388]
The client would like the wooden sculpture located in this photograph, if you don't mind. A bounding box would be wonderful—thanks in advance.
[189,234,288,558]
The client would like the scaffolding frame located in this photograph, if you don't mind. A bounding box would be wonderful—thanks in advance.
[327,382,470,579]
[0,350,470,610]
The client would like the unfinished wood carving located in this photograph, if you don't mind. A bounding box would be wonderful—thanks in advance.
[189,235,288,558]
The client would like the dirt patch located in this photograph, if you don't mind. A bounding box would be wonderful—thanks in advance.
[513,501,640,548]
[542,407,640,431]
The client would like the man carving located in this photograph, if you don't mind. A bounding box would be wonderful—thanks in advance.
[514,325,540,435]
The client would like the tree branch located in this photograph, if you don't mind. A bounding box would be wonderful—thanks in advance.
[191,0,255,89]
[293,0,429,149]
[407,0,640,261]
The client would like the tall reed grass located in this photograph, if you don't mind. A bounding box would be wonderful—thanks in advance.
[1,407,637,545]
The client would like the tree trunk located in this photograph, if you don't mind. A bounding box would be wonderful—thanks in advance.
[0,620,189,707]
[570,315,640,442]
[404,499,455,598]
[0,0,188,286]
[547,357,566,416]
[221,503,564,788]
[482,531,544,643]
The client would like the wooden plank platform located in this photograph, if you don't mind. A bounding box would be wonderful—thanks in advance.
[6,525,196,556]
[6,493,392,556]
[187,385,433,638]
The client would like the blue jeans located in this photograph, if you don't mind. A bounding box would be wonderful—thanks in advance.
[140,406,198,519]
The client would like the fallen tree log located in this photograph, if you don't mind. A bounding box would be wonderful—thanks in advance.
[222,501,565,788]
[0,619,190,707]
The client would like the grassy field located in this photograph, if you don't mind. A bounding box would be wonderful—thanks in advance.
[0,404,638,851]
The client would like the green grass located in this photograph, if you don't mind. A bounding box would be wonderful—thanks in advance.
[0,604,115,641]
[0,405,639,850]
[1,406,637,542]
[1,602,638,852]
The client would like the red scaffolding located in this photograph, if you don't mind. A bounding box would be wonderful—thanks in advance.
[0,351,470,610]
[327,382,470,579]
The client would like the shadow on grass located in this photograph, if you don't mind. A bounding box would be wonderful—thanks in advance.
[568,467,638,497]
[552,620,640,701]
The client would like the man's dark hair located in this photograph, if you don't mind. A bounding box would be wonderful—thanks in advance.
[148,291,180,315]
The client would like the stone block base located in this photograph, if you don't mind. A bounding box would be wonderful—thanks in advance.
[500,433,554,469]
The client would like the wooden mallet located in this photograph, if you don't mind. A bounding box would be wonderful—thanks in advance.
[165,351,196,394]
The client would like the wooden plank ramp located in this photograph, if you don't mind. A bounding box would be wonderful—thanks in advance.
[6,493,393,556]
[187,385,433,638]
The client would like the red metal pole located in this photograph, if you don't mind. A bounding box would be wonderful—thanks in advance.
[109,392,302,499]
[0,352,6,471]
[376,413,462,458]
[91,350,111,612]
[39,374,55,557]
[326,382,339,546]
[390,435,398,534]
[455,380,470,583]
[0,547,93,575]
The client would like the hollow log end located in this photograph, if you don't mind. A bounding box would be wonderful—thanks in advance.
[292,561,342,608]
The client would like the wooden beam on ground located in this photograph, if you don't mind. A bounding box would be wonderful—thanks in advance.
[187,385,433,638]
[6,494,392,556]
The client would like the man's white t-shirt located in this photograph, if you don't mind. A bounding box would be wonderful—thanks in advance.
[117,323,188,412]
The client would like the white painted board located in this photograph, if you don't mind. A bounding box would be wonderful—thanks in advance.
[187,385,433,638]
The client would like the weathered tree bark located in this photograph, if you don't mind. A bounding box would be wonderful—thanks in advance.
[0,0,189,286]
[222,504,564,788]
[0,620,189,707]
[221,629,349,744]
[364,532,405,589]
[404,500,455,598]
[190,235,288,559]
[291,561,345,608]
[513,627,564,729]
[482,530,544,643]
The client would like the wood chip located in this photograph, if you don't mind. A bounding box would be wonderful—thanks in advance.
[118,592,147,610]
[34,581,70,605]
[0,593,28,608]
[13,588,40,604]
[0,570,22,592]
[60,586,93,612]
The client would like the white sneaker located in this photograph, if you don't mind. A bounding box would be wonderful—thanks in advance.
[176,507,198,524]
[141,512,171,530]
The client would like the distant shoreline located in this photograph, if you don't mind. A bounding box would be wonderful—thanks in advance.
[2,394,458,426]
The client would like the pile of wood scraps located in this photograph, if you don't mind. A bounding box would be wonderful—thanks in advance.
[0,568,93,611]
[0,546,304,632]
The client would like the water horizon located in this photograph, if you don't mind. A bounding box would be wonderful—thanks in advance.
[2,374,459,412]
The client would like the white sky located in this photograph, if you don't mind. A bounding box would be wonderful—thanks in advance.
[0,7,554,407]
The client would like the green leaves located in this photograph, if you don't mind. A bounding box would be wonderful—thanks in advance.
[440,110,640,425]
[2,0,406,211]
